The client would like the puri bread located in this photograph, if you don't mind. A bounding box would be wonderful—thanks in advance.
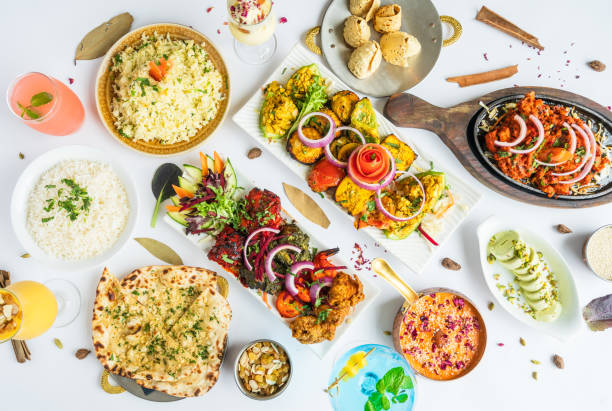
[347,40,382,79]
[380,31,421,67]
[343,15,370,48]
[373,4,402,33]
[349,0,380,22]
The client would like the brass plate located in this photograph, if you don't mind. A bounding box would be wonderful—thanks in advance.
[320,0,442,97]
[95,23,230,156]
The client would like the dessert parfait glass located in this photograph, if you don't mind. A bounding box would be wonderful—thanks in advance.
[227,0,277,65]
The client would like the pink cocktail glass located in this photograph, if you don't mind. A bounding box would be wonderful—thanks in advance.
[7,72,84,136]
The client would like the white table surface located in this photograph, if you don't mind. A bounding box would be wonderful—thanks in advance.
[1,1,611,410]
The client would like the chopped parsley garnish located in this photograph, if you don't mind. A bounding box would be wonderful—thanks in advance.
[316,308,331,324]
[41,178,91,223]
[220,254,234,264]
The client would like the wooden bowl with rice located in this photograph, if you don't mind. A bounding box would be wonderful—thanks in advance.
[95,23,230,156]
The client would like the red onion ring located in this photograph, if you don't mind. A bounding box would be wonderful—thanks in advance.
[286,261,314,297]
[265,244,301,282]
[552,124,592,177]
[509,115,545,154]
[347,145,396,191]
[375,171,425,222]
[557,124,597,185]
[534,121,577,167]
[297,112,336,148]
[243,227,280,271]
[494,115,527,147]
[324,127,365,168]
[309,276,334,302]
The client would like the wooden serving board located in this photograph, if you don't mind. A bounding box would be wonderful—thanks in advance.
[384,86,612,208]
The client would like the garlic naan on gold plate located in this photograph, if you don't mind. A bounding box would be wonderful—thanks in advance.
[92,266,231,397]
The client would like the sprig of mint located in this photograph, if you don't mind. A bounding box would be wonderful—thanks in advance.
[18,91,53,120]
[364,367,413,411]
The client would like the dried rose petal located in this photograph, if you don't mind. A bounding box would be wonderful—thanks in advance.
[279,17,287,24]
[217,29,221,34]
[68,78,74,85]
[206,6,213,13]
[497,342,504,347]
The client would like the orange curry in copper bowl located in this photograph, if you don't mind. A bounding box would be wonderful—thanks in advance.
[372,259,487,381]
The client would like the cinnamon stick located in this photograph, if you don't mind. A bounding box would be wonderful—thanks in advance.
[476,6,543,50]
[447,64,518,87]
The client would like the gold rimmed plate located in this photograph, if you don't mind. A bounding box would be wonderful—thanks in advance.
[95,23,230,156]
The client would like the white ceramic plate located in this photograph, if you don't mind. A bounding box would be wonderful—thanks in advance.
[233,44,481,275]
[163,159,380,358]
[10,145,138,271]
[476,216,582,341]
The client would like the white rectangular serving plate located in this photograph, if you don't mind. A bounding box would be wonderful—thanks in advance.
[163,165,380,358]
[233,44,481,274]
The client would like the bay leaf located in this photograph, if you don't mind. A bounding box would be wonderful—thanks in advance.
[75,12,134,60]
[134,237,183,265]
[282,183,330,229]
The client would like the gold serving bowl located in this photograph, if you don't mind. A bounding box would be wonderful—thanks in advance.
[95,23,230,156]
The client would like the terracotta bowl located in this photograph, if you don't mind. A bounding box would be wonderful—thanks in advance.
[95,23,230,156]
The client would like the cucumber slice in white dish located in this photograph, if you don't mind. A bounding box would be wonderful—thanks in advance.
[477,215,582,341]
[178,176,197,193]
[223,158,238,196]
[183,164,203,183]
[168,211,188,227]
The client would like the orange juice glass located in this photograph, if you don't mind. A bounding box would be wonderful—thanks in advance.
[6,72,85,136]
[0,281,58,342]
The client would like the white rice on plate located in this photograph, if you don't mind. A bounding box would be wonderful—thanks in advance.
[26,160,129,261]
[110,33,225,144]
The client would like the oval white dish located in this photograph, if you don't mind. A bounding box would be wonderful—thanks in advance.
[11,145,138,271]
[476,215,582,341]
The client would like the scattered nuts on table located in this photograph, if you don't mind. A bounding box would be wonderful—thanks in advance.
[552,354,564,369]
[588,60,606,72]
[238,341,290,396]
[75,348,91,359]
[247,147,262,159]
[556,224,572,234]
[442,257,461,270]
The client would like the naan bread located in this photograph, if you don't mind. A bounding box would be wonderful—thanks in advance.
[92,268,162,378]
[92,266,231,397]
[120,265,215,328]
[135,286,231,396]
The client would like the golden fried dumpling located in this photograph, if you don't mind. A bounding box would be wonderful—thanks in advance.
[347,40,382,79]
[349,0,380,22]
[380,32,421,67]
[373,4,402,33]
[343,16,370,48]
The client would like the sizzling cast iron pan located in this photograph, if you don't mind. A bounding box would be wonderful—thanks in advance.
[384,86,612,208]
